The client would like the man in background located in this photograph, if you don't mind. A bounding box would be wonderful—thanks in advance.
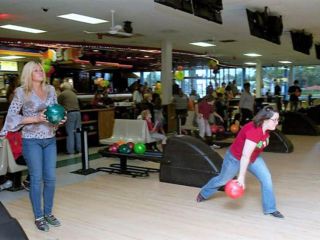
[58,82,81,154]
[288,80,302,111]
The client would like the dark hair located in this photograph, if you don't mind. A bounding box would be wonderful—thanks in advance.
[253,105,278,127]
[204,95,214,102]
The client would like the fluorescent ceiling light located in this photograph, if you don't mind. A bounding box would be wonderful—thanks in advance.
[278,61,292,64]
[243,53,262,57]
[0,56,26,60]
[190,42,216,47]
[0,24,46,33]
[57,13,108,24]
[244,62,257,65]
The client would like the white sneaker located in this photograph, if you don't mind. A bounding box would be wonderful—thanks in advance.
[0,180,13,191]
[211,144,221,149]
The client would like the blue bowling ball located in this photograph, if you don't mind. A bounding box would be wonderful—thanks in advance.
[45,104,65,124]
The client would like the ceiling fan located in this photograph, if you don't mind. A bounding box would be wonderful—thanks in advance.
[84,10,141,39]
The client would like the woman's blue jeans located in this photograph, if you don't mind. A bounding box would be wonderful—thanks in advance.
[22,137,57,219]
[200,150,277,214]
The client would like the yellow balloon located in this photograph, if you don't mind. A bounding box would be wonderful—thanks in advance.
[175,71,184,81]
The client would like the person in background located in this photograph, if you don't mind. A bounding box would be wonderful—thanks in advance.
[141,109,167,151]
[152,93,165,135]
[91,92,105,108]
[6,75,19,103]
[274,79,282,112]
[132,85,143,118]
[52,78,61,96]
[288,80,302,112]
[58,82,81,155]
[0,61,65,231]
[141,93,154,120]
[197,106,284,219]
[195,95,223,149]
[173,88,189,134]
[231,80,239,97]
[239,82,255,125]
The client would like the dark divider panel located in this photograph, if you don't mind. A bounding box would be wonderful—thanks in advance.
[160,135,223,188]
[0,202,29,240]
[282,112,320,136]
[306,105,320,124]
[264,129,294,153]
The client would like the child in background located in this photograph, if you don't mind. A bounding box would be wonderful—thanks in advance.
[141,109,167,151]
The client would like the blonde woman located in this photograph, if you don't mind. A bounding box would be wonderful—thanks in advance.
[0,61,65,231]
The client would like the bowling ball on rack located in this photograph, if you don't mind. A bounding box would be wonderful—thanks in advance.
[210,124,219,134]
[82,113,90,122]
[133,143,146,154]
[225,180,244,199]
[45,104,65,124]
[108,144,118,153]
[127,142,135,150]
[118,144,131,154]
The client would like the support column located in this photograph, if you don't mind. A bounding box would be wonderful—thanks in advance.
[255,61,262,98]
[161,40,172,105]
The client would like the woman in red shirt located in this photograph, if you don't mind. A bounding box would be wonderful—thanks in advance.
[196,106,284,218]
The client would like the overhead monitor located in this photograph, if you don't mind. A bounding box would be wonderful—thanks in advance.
[290,31,313,55]
[246,7,283,45]
[315,44,320,60]
[154,0,223,24]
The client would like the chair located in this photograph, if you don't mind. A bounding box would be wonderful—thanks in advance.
[2,139,27,191]
[0,140,8,176]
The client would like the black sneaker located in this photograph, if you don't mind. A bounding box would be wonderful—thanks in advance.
[45,214,61,227]
[35,217,49,232]
[22,180,30,191]
[196,193,206,202]
[269,211,284,218]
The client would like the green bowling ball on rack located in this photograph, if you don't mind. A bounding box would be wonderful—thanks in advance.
[133,143,146,154]
[45,104,65,124]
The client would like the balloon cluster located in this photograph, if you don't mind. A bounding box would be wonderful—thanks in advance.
[174,66,184,81]
[42,49,56,78]
[94,78,109,88]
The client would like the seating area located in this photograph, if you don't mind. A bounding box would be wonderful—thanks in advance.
[99,119,156,145]
[0,139,27,191]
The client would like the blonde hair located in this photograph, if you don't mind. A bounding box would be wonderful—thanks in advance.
[20,61,47,96]
[141,109,150,119]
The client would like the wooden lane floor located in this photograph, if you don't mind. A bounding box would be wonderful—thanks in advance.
[2,135,320,240]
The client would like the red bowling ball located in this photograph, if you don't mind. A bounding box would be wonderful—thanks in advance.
[127,142,135,149]
[108,144,118,153]
[225,180,244,199]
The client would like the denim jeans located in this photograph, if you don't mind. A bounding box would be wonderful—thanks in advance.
[22,137,57,219]
[65,111,81,154]
[200,150,277,214]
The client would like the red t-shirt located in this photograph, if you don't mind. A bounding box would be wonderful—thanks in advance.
[230,122,269,163]
[146,119,154,131]
[198,101,213,120]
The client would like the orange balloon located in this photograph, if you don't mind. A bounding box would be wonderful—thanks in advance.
[230,124,240,134]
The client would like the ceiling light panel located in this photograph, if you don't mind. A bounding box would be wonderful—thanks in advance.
[243,53,262,57]
[190,42,216,47]
[57,13,108,24]
[0,56,25,60]
[0,24,46,33]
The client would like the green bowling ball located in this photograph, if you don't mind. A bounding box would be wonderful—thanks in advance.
[45,104,65,124]
[133,143,146,154]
